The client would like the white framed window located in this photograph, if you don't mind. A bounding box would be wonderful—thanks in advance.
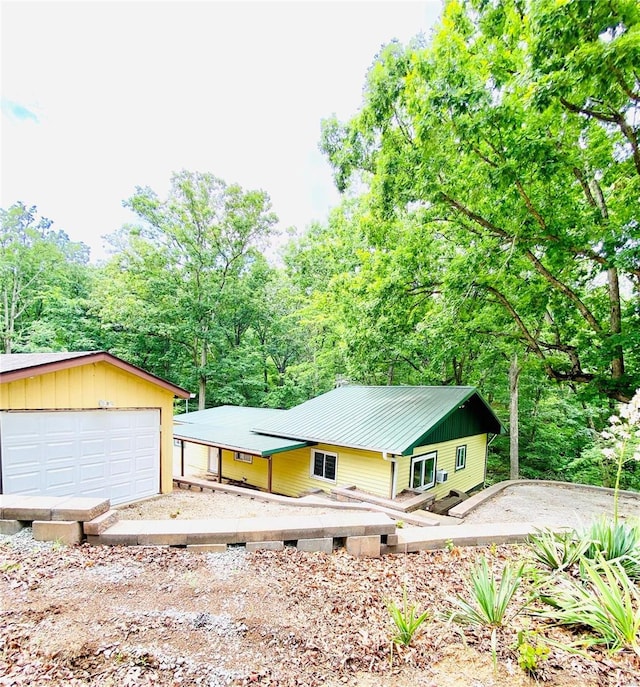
[410,451,437,490]
[455,445,467,471]
[234,452,253,464]
[311,449,337,483]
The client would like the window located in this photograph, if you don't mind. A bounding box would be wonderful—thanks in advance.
[455,445,467,471]
[234,452,253,464]
[311,449,337,482]
[410,452,436,490]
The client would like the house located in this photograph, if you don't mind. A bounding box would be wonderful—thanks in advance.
[174,385,504,500]
[0,351,190,505]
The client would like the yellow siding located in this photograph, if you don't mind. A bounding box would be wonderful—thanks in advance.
[1,361,177,495]
[407,433,487,499]
[395,456,411,498]
[221,449,270,491]
[271,443,392,498]
[173,441,209,477]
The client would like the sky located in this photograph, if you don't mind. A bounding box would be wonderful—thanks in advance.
[1,1,441,262]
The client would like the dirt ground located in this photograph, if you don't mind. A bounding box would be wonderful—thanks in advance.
[116,488,359,520]
[2,483,640,686]
[2,535,639,686]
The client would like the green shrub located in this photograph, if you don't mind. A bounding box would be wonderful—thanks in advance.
[539,557,640,655]
[513,629,550,674]
[584,517,640,580]
[527,528,589,572]
[387,586,429,646]
[449,557,526,628]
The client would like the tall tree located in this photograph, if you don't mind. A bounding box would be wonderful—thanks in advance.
[99,171,277,408]
[0,202,91,353]
[321,0,640,402]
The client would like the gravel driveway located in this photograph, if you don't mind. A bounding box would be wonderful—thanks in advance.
[463,483,640,529]
[116,487,358,520]
[117,482,640,531]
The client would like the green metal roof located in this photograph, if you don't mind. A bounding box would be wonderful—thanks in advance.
[173,406,310,457]
[253,386,504,456]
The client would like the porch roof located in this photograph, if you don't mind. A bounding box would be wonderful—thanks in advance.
[173,406,310,457]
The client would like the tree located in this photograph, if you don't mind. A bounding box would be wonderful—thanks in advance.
[0,202,91,353]
[320,0,640,402]
[98,171,278,408]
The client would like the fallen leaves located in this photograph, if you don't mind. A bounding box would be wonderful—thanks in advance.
[1,538,639,686]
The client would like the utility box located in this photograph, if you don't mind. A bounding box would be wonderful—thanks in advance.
[436,469,449,484]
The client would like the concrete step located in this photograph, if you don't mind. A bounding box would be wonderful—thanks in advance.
[0,495,109,522]
[83,509,120,535]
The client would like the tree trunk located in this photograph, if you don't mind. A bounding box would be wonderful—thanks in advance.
[607,266,624,379]
[198,341,207,411]
[509,354,521,481]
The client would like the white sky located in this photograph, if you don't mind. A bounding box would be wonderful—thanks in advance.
[1,1,441,262]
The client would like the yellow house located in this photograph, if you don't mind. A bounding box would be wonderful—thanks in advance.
[174,385,504,502]
[1,351,190,504]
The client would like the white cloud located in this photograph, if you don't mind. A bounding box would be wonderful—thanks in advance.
[1,1,441,261]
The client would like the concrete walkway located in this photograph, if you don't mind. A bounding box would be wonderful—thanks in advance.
[88,511,396,547]
[384,522,538,554]
[6,480,611,554]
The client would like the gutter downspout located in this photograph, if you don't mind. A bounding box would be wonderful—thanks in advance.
[382,451,398,500]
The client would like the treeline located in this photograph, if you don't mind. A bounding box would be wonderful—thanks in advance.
[2,0,638,490]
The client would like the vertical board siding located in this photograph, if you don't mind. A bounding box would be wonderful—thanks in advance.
[1,361,176,495]
[407,433,487,498]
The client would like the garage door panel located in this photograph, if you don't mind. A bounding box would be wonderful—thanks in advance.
[47,441,77,460]
[79,461,106,481]
[1,410,160,505]
[46,466,75,489]
[111,437,134,454]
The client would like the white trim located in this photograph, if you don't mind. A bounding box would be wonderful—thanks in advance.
[455,444,467,471]
[410,451,437,491]
[310,449,338,483]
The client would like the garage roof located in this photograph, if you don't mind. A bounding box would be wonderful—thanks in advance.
[174,406,310,457]
[0,351,191,398]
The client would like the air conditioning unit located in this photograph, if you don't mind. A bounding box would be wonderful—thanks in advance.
[436,469,449,484]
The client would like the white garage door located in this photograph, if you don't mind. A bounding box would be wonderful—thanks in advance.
[0,410,160,505]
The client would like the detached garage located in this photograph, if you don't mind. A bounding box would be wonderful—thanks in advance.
[0,352,190,505]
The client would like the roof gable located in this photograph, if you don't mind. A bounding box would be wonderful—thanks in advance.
[253,385,503,455]
[0,351,191,398]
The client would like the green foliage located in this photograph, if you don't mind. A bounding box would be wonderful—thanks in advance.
[0,202,95,354]
[539,557,640,655]
[513,629,550,675]
[386,586,429,646]
[583,517,640,580]
[528,528,590,572]
[320,0,640,402]
[449,557,526,628]
[96,171,280,407]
